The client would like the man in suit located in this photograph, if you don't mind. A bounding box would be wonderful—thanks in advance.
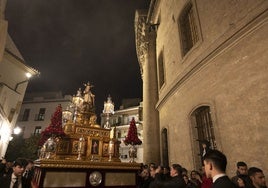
[203,149,236,188]
[0,158,30,188]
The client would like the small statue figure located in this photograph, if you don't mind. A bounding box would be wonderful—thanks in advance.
[89,115,100,128]
[83,82,95,105]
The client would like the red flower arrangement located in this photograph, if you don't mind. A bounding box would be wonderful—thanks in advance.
[124,117,142,146]
[38,104,65,146]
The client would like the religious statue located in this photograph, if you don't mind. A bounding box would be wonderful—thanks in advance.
[89,115,100,128]
[83,82,95,105]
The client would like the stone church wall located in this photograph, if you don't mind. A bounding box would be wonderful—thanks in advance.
[154,0,268,174]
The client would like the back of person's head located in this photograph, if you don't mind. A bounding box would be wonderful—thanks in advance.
[163,165,170,175]
[171,164,183,175]
[248,167,263,177]
[142,164,148,169]
[182,167,188,176]
[237,161,247,168]
[203,149,227,172]
[202,140,210,148]
[27,159,34,164]
[237,174,250,184]
[13,158,28,168]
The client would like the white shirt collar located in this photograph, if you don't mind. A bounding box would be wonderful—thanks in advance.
[213,173,226,183]
[11,173,22,188]
[11,173,18,181]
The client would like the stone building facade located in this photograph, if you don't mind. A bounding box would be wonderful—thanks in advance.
[16,92,72,138]
[135,0,268,174]
[0,0,38,157]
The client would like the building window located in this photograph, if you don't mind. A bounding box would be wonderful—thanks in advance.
[179,2,199,56]
[191,106,216,170]
[8,108,16,122]
[34,126,42,135]
[161,128,169,167]
[22,109,30,121]
[35,108,46,121]
[158,50,165,89]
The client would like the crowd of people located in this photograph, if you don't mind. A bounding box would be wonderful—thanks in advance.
[0,157,35,188]
[0,149,266,188]
[137,149,266,188]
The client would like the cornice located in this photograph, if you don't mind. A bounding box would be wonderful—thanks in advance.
[156,7,268,110]
[34,159,141,170]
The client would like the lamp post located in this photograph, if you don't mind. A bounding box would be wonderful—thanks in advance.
[72,88,84,123]
[77,135,85,160]
[13,127,22,135]
[62,106,73,125]
[103,95,114,129]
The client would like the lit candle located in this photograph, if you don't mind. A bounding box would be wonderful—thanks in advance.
[108,140,114,154]
[110,128,114,139]
[78,135,85,152]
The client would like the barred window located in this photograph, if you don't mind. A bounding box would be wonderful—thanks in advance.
[191,106,216,169]
[179,2,199,56]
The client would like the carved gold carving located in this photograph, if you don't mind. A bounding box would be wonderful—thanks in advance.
[35,159,141,170]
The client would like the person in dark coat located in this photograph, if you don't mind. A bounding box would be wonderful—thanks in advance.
[152,163,187,188]
[203,149,236,188]
[231,161,248,186]
[138,168,153,188]
[0,158,13,178]
[0,158,30,188]
[248,167,267,188]
[201,140,212,164]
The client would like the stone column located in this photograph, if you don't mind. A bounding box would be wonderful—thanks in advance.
[0,0,8,62]
[135,10,160,164]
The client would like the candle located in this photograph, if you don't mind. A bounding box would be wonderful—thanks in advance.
[78,135,85,152]
[108,140,114,154]
[110,128,114,139]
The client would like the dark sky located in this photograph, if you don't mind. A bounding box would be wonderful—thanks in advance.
[5,0,149,114]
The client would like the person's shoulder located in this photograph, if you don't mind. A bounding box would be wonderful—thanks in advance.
[171,176,187,185]
[0,174,11,186]
[214,176,236,188]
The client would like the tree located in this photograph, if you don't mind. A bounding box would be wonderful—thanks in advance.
[5,134,41,161]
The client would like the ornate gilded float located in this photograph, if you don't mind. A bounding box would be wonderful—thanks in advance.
[34,83,141,188]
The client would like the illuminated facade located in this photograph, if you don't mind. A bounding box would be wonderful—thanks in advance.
[16,92,72,138]
[0,0,38,157]
[135,0,268,173]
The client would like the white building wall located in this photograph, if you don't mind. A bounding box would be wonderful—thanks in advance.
[17,93,72,138]
[101,102,144,163]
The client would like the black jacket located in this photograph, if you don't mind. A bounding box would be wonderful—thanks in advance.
[0,174,30,188]
[212,176,236,188]
[150,173,187,188]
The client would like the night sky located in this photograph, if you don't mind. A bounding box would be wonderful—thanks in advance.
[5,0,149,115]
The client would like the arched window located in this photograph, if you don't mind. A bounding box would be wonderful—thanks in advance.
[191,106,216,169]
[161,128,169,167]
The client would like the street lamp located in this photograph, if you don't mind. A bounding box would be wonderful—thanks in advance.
[13,127,22,135]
